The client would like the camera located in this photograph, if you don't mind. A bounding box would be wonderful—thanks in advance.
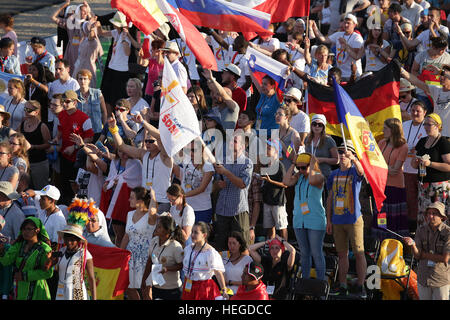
[153,80,161,88]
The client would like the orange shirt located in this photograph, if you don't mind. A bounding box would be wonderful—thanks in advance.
[378,139,408,188]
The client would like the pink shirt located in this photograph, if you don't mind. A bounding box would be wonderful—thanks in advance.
[145,59,164,96]
[2,30,18,56]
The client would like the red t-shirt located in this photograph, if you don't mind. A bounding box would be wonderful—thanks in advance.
[230,282,269,300]
[58,109,94,162]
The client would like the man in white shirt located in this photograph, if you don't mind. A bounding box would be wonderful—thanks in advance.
[415,0,431,10]
[283,88,309,146]
[47,59,80,125]
[401,0,424,29]
[311,13,364,80]
[162,41,188,93]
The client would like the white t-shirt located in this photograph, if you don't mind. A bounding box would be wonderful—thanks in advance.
[428,84,450,137]
[87,169,105,206]
[402,120,427,173]
[3,97,26,131]
[182,245,225,281]
[170,204,195,229]
[401,2,423,28]
[415,26,450,52]
[47,77,80,122]
[210,36,234,71]
[290,110,310,134]
[365,40,391,72]
[221,252,253,294]
[108,29,131,72]
[285,59,305,90]
[174,39,200,80]
[37,206,67,243]
[142,152,172,203]
[181,161,214,211]
[171,59,188,89]
[328,31,364,78]
[253,37,280,52]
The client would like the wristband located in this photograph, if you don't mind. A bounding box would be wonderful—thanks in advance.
[109,126,119,135]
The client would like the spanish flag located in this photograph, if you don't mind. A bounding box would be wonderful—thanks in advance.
[332,77,388,212]
[88,243,131,300]
[307,62,401,141]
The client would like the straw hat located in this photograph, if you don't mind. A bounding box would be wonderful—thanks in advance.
[110,11,128,28]
[0,105,11,121]
[162,41,180,54]
[426,202,446,220]
[399,78,415,92]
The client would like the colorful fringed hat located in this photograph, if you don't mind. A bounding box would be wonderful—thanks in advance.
[58,198,99,242]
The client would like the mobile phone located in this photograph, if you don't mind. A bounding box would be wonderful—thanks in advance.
[95,141,107,153]
[49,141,59,145]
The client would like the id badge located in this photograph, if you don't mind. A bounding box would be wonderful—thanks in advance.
[427,260,436,267]
[185,184,192,190]
[72,36,80,45]
[56,283,65,299]
[335,197,345,215]
[300,202,310,215]
[266,285,275,295]
[184,278,192,292]
[146,181,153,187]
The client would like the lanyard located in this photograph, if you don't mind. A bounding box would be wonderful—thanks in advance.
[427,228,441,253]
[7,99,20,128]
[311,138,320,156]
[333,168,351,205]
[406,121,424,147]
[34,51,48,63]
[2,204,13,219]
[381,142,395,165]
[187,242,206,278]
[298,176,310,201]
[186,162,199,188]
[146,153,158,182]
[151,241,167,261]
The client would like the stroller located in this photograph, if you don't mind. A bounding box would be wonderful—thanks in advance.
[376,238,418,300]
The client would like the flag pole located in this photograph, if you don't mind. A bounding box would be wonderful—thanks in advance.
[340,122,347,151]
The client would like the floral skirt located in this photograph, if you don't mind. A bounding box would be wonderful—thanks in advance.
[417,180,449,228]
[372,186,409,241]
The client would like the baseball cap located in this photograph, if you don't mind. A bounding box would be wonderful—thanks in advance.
[224,64,241,77]
[62,90,81,102]
[311,114,327,126]
[344,13,358,25]
[283,87,302,102]
[426,201,446,219]
[0,181,20,200]
[337,140,356,154]
[36,185,61,201]
[30,37,46,46]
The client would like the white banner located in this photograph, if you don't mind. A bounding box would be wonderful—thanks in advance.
[159,56,201,157]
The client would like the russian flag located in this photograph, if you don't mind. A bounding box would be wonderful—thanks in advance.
[167,0,272,37]
[229,0,310,23]
[245,47,288,101]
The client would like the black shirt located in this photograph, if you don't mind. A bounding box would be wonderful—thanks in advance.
[415,136,450,183]
[261,161,286,206]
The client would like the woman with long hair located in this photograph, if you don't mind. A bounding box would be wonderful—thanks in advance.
[19,100,51,189]
[304,114,339,181]
[358,22,391,72]
[181,221,228,300]
[0,141,19,189]
[372,118,409,239]
[9,132,29,174]
[121,186,158,300]
[187,86,208,132]
[4,78,27,131]
[167,183,195,244]
[221,231,253,295]
[141,215,185,300]
[253,75,281,135]
[411,113,450,228]
[283,153,326,281]
[0,217,53,300]
[275,105,301,171]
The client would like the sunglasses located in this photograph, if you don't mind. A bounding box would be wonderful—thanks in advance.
[24,107,36,113]
[338,149,346,155]
[145,139,156,144]
[64,99,73,104]
[399,95,407,99]
[296,165,309,171]
[284,98,295,104]
[115,107,127,112]
[311,122,324,127]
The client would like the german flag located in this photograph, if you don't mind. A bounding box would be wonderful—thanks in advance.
[88,243,131,300]
[307,62,401,140]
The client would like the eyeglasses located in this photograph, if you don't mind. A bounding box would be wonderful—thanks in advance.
[145,139,156,144]
[64,99,73,104]
[311,122,324,127]
[115,107,127,112]
[0,151,9,155]
[275,112,286,117]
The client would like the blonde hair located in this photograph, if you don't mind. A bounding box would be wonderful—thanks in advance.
[127,78,143,98]
[10,132,29,171]
[76,69,93,80]
[8,78,25,98]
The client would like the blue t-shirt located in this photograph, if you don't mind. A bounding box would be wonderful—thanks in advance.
[293,174,326,231]
[255,93,280,135]
[326,166,363,225]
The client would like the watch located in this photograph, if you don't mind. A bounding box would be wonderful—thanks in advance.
[249,226,255,231]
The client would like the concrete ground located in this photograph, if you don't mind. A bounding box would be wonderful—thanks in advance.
[6,0,114,42]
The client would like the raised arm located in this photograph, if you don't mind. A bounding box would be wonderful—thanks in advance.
[51,0,70,24]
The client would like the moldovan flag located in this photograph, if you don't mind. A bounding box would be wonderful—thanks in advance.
[332,77,388,212]
[87,243,131,300]
[159,56,201,157]
[307,62,402,140]
[245,47,289,101]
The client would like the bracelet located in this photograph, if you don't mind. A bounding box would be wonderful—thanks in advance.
[109,126,119,135]
[249,226,255,231]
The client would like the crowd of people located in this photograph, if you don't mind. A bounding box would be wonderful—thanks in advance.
[0,0,449,301]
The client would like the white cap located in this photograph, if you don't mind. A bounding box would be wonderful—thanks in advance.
[311,114,327,126]
[162,41,180,54]
[109,11,128,28]
[283,87,302,102]
[224,64,241,77]
[36,185,61,201]
[344,13,358,25]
